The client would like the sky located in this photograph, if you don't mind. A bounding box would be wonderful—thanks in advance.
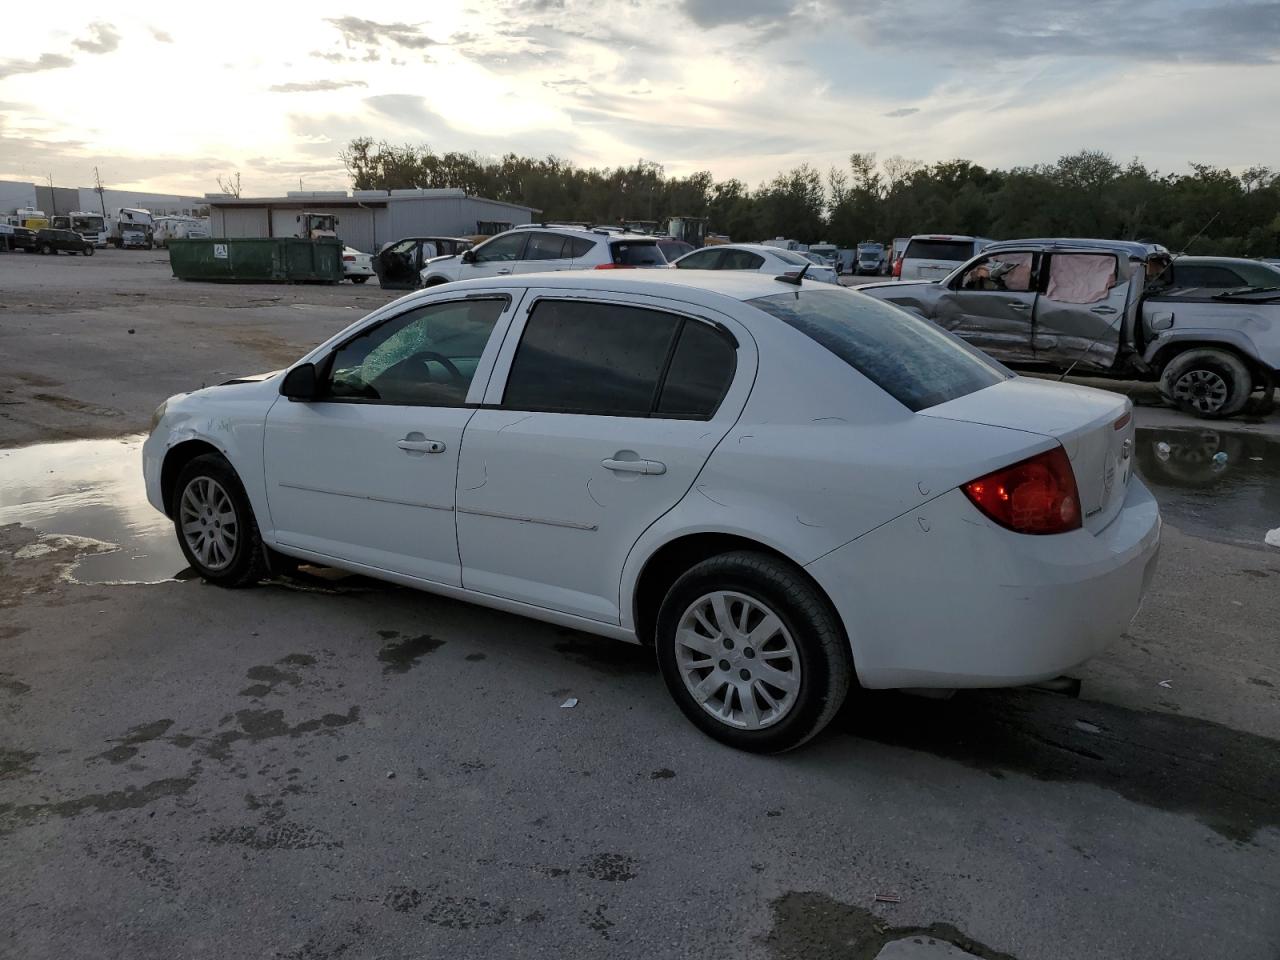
[1,0,1278,198]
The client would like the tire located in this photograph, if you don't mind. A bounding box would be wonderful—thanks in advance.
[84,246,94,257]
[351,276,368,284]
[40,243,53,255]
[172,454,268,587]
[423,276,448,288]
[1159,348,1252,419]
[655,550,852,753]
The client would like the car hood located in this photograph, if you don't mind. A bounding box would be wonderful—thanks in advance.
[424,253,459,267]
[855,279,937,292]
[219,369,283,386]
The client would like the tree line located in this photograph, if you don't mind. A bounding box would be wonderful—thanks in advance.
[341,137,1280,255]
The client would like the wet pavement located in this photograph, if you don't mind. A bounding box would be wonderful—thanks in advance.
[1134,427,1280,550]
[0,434,188,583]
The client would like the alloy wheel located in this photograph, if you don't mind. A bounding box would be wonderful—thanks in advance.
[674,590,800,730]
[179,476,239,571]
[1172,369,1228,415]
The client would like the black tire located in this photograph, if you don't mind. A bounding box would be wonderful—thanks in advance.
[84,246,94,257]
[1159,348,1252,419]
[655,550,852,753]
[40,243,53,255]
[172,453,268,587]
[423,276,448,288]
[351,276,368,284]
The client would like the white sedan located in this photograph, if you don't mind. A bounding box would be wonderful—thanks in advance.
[341,246,374,283]
[671,243,841,284]
[143,271,1160,752]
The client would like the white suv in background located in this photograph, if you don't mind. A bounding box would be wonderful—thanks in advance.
[420,226,666,286]
[896,234,994,281]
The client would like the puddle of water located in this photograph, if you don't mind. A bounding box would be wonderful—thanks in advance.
[1134,427,1280,549]
[0,434,190,583]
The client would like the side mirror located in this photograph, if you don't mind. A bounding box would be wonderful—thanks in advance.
[461,249,476,264]
[280,363,319,400]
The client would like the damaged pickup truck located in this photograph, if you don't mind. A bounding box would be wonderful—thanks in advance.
[857,238,1279,418]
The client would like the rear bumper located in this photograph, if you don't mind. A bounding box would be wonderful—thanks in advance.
[805,478,1161,689]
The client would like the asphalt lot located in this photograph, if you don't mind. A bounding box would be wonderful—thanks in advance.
[1,249,1278,960]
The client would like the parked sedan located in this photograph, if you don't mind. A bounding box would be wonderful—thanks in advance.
[341,246,374,284]
[672,243,840,284]
[1163,256,1280,290]
[35,228,95,256]
[144,271,1160,752]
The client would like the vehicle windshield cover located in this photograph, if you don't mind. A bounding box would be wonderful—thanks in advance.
[750,288,1007,411]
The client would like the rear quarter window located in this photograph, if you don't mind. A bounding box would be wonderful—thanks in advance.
[750,288,1007,412]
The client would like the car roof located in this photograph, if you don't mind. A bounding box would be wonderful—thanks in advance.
[985,237,1168,258]
[710,243,795,254]
[408,268,831,304]
[507,225,656,241]
[907,234,981,242]
[1173,255,1280,267]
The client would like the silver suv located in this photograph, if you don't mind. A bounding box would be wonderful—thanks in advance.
[421,226,666,286]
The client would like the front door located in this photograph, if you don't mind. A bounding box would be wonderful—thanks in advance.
[456,292,751,623]
[933,251,1038,363]
[263,294,516,584]
[456,231,529,282]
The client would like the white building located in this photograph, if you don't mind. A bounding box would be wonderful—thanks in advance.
[205,189,539,252]
[0,179,206,218]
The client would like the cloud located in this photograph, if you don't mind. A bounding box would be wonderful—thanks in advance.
[884,107,919,118]
[72,21,121,55]
[838,0,1280,64]
[149,27,174,43]
[682,0,798,28]
[324,17,439,49]
[0,53,74,80]
[269,79,368,93]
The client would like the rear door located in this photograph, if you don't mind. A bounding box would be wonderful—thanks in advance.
[514,231,575,274]
[456,291,753,623]
[932,250,1038,362]
[1032,251,1128,368]
[376,239,421,288]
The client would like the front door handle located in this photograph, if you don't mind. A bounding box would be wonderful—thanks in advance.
[1090,305,1118,315]
[602,457,666,476]
[496,268,512,275]
[397,436,446,454]
[1007,301,1030,310]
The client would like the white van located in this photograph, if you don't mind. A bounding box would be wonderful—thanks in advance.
[896,234,993,281]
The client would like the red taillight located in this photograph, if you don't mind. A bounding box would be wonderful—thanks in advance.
[342,255,355,262]
[594,263,635,269]
[891,257,903,278]
[962,446,1081,535]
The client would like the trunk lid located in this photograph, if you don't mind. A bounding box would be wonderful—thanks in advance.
[921,378,1135,534]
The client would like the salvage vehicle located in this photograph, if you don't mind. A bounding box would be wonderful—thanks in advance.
[341,246,374,283]
[858,238,1280,418]
[672,243,840,285]
[420,227,666,287]
[144,272,1160,752]
[372,237,474,289]
[35,228,95,256]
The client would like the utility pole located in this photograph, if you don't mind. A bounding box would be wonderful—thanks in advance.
[46,173,57,217]
[93,166,107,218]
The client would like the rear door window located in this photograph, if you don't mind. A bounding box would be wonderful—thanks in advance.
[502,300,680,415]
[1044,253,1118,303]
[750,288,1006,411]
[675,249,722,269]
[656,321,736,418]
[525,232,570,261]
[720,250,766,270]
[610,240,664,266]
[904,239,973,262]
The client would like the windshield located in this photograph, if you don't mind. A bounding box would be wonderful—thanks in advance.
[749,288,1007,411]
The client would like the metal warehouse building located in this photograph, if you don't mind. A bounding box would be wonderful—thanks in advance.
[205,188,539,252]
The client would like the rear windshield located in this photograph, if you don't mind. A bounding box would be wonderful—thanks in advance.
[749,288,1007,411]
[657,239,695,261]
[770,249,811,266]
[904,239,972,262]
[611,240,664,266]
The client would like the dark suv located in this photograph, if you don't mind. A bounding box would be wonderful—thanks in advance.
[35,228,95,256]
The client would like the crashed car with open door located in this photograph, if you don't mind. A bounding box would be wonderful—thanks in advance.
[373,237,474,290]
[857,238,1280,419]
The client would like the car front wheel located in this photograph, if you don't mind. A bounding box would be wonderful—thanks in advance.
[1160,348,1252,419]
[172,453,268,587]
[84,246,94,257]
[655,550,852,753]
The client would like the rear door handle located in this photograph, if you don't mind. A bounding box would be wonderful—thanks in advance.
[602,458,666,475]
[1007,301,1030,310]
[496,268,512,275]
[1090,305,1118,315]
[397,438,446,454]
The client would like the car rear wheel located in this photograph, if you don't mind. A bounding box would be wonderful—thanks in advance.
[1160,348,1252,419]
[40,243,53,255]
[84,246,94,257]
[655,550,852,753]
[351,276,367,283]
[172,454,268,587]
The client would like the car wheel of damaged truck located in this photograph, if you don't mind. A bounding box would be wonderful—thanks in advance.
[655,551,852,754]
[172,454,268,587]
[1160,348,1252,419]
